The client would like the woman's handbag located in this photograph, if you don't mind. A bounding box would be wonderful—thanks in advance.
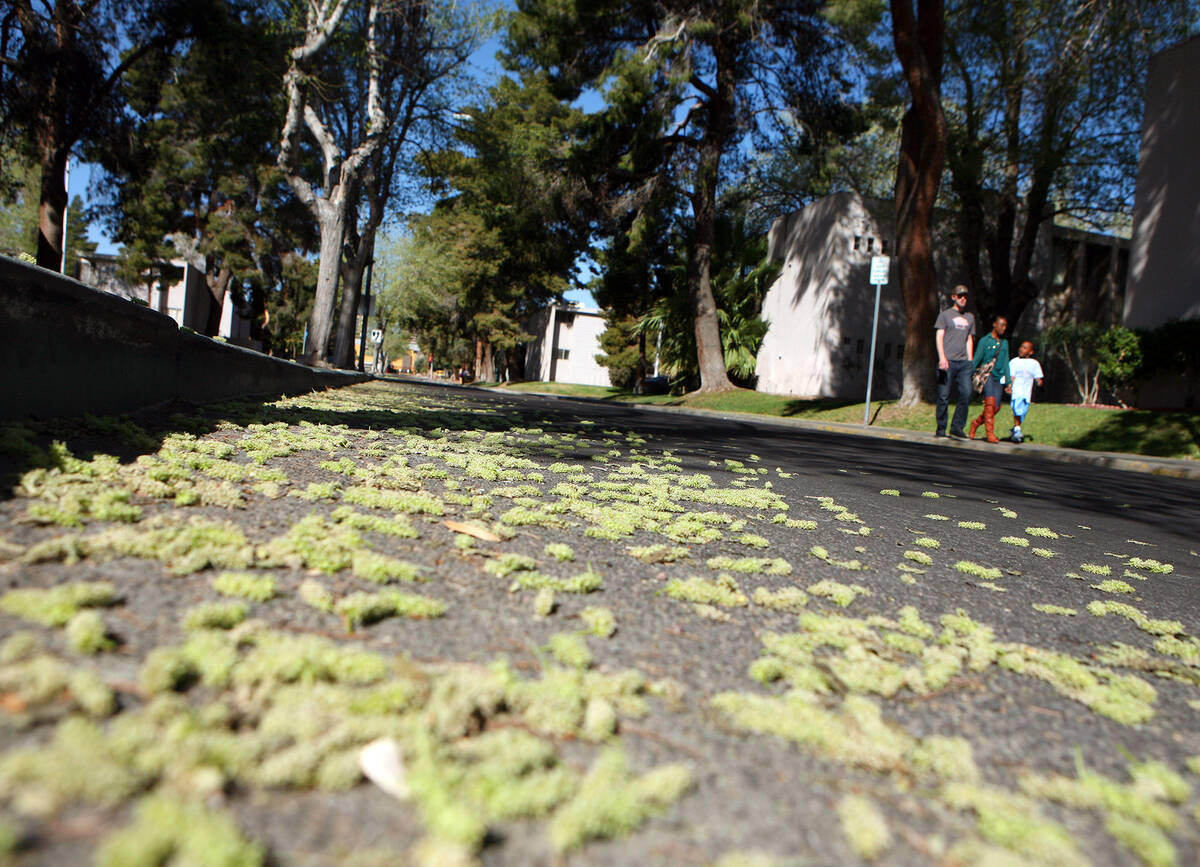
[972,359,995,393]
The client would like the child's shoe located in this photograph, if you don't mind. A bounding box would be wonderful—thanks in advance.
[1010,426,1023,443]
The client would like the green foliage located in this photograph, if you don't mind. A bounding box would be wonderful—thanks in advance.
[0,581,116,627]
[596,314,646,389]
[65,611,115,655]
[1043,323,1143,405]
[213,572,277,602]
[95,794,264,867]
[548,748,692,851]
[633,215,779,389]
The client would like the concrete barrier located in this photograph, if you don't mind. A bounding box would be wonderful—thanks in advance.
[0,254,369,421]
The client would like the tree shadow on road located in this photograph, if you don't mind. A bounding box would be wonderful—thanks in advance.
[2,380,1197,547]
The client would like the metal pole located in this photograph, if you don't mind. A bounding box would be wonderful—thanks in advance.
[863,282,882,425]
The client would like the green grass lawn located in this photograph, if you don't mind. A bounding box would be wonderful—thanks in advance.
[491,381,1200,460]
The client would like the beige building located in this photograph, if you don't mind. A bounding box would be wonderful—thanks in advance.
[77,252,254,346]
[524,305,610,387]
[1126,35,1200,330]
[754,192,955,400]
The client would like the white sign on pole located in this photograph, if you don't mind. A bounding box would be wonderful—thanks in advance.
[370,329,383,345]
[862,255,890,425]
[869,255,890,285]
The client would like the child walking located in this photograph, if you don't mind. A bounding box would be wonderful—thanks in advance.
[1006,340,1044,443]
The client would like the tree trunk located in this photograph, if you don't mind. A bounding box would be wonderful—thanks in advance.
[36,149,69,272]
[203,266,233,338]
[332,256,365,369]
[689,129,734,390]
[480,342,494,382]
[304,199,347,365]
[892,0,947,406]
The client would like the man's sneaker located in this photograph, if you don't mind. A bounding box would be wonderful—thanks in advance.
[949,429,968,440]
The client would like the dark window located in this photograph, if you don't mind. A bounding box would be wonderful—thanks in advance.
[884,343,892,359]
[867,237,874,253]
[881,239,889,254]
[856,339,864,354]
[853,236,861,251]
[554,348,570,360]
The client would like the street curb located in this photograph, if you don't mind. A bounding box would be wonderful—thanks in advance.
[471,385,1200,482]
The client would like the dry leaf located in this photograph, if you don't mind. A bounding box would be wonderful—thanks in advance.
[443,520,500,542]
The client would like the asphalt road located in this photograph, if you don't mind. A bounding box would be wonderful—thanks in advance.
[1,378,1198,866]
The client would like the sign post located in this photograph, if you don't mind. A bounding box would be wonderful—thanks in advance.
[863,255,890,426]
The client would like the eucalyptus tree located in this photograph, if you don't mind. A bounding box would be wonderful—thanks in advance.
[0,0,203,271]
[327,0,494,369]
[505,0,852,393]
[275,0,397,365]
[940,0,1194,329]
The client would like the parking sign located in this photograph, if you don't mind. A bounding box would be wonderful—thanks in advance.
[870,255,890,285]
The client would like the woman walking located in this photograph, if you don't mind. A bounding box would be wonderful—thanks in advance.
[970,316,1011,443]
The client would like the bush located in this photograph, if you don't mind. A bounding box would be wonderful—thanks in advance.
[595,314,646,390]
[1043,323,1141,405]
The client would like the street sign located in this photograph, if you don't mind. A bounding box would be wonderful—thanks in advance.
[370,329,383,345]
[870,255,890,285]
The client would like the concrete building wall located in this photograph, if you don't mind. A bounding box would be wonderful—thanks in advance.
[525,306,610,387]
[1126,36,1200,329]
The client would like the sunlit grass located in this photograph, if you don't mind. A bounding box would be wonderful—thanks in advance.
[491,383,1200,459]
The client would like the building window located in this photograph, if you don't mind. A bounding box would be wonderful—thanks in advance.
[867,237,874,252]
[884,342,892,359]
[554,348,570,360]
[856,338,864,355]
[881,239,889,254]
[853,236,861,251]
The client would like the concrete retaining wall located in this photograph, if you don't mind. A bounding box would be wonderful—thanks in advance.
[0,254,369,421]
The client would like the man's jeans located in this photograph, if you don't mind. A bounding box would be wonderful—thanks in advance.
[936,360,973,434]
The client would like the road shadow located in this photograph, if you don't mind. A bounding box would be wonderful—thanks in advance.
[1061,410,1200,459]
[3,380,1198,546]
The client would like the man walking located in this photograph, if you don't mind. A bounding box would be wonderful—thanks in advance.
[934,286,976,439]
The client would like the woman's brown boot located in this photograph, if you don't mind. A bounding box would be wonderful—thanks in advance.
[984,397,1000,443]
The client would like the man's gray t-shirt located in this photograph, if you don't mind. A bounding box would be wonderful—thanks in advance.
[935,308,976,361]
